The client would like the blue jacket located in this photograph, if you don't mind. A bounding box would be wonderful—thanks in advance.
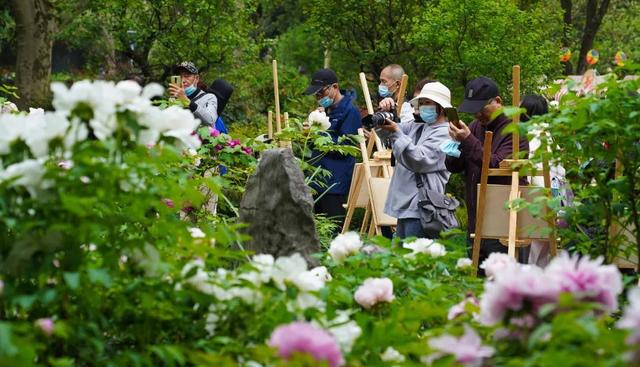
[312,91,362,195]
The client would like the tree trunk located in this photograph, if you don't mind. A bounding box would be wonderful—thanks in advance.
[560,0,574,75]
[10,0,57,109]
[575,0,610,74]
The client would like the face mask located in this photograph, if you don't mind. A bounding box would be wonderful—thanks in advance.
[185,84,197,97]
[319,95,334,108]
[440,139,461,158]
[419,105,438,124]
[378,84,391,98]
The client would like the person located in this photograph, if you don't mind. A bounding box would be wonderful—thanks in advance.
[445,76,529,267]
[377,64,414,123]
[169,61,219,127]
[303,68,362,224]
[380,81,453,239]
[521,94,568,267]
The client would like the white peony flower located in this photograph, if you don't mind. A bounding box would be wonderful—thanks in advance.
[188,227,206,238]
[325,311,362,353]
[308,110,331,130]
[328,232,363,263]
[292,270,326,292]
[0,113,24,154]
[380,347,406,363]
[0,159,49,196]
[309,266,332,282]
[456,258,473,269]
[403,238,447,258]
[142,83,165,100]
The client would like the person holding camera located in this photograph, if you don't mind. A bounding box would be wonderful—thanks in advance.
[303,68,362,225]
[377,64,414,123]
[445,77,529,268]
[380,81,453,239]
[169,61,219,128]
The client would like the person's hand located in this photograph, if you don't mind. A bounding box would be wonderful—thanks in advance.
[362,128,372,140]
[169,83,189,103]
[449,120,470,142]
[378,97,395,112]
[379,118,400,133]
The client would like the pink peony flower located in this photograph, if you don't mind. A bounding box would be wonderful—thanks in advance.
[479,265,559,325]
[209,127,221,137]
[36,318,54,336]
[227,139,241,148]
[425,325,494,367]
[448,295,479,320]
[162,198,174,208]
[269,321,344,367]
[545,252,622,311]
[479,253,517,278]
[242,146,253,155]
[214,144,224,151]
[354,277,394,309]
[617,287,640,345]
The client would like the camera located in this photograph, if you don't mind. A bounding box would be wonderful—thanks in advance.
[362,111,398,129]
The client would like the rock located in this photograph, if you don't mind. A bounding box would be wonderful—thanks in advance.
[239,148,320,263]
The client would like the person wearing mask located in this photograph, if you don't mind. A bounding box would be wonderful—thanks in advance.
[445,77,529,268]
[380,81,453,239]
[377,64,414,123]
[303,68,362,224]
[169,61,218,127]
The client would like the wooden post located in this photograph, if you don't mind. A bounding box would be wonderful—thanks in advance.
[507,65,521,258]
[359,72,374,115]
[472,131,494,270]
[396,74,409,116]
[267,110,273,139]
[284,112,289,129]
[507,172,521,258]
[512,65,521,157]
[273,60,282,133]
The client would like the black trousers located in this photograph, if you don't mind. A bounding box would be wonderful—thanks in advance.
[315,194,347,223]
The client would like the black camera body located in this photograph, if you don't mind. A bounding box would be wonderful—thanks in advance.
[362,111,398,129]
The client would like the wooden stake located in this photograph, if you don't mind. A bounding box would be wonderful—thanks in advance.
[512,65,521,157]
[359,72,374,115]
[267,110,273,139]
[396,74,409,116]
[273,60,282,133]
[507,171,520,258]
[284,112,289,129]
[472,131,494,270]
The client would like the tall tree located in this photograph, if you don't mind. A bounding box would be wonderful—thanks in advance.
[10,0,56,109]
[561,0,611,75]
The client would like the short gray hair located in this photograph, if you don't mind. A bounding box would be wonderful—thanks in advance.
[383,64,405,81]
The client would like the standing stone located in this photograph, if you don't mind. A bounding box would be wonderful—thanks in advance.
[239,148,320,263]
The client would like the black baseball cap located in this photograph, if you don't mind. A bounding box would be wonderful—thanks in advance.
[458,76,500,114]
[303,68,338,95]
[174,61,198,75]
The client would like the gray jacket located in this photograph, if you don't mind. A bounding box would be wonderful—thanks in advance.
[384,121,450,219]
[188,89,219,127]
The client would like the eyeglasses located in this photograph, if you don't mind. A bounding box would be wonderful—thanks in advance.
[315,85,331,98]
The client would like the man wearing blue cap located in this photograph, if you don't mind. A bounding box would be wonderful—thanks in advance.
[303,68,362,225]
[445,76,529,269]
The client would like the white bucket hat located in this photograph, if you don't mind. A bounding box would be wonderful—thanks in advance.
[409,82,452,109]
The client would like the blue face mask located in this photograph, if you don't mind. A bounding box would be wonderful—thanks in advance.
[185,84,197,97]
[319,96,334,108]
[440,139,461,158]
[378,84,391,98]
[419,105,438,124]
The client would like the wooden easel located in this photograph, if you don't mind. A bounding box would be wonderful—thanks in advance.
[271,59,292,148]
[471,65,557,270]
